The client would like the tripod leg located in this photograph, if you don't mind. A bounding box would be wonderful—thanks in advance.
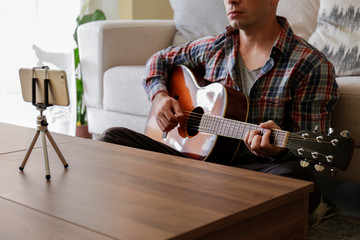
[20,130,40,171]
[45,131,69,168]
[40,131,51,180]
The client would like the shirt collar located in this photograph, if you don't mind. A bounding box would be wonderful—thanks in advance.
[272,16,294,60]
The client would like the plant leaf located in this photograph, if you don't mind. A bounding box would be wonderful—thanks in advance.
[74,48,80,69]
[73,9,106,44]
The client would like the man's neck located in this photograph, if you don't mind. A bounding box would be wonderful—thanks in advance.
[238,18,282,70]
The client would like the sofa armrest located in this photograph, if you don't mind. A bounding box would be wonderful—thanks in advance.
[332,76,360,146]
[77,20,176,108]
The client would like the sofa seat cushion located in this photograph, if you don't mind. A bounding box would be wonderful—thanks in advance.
[103,66,151,116]
[332,76,360,147]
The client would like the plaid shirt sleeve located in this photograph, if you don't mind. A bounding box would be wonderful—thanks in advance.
[142,37,217,101]
[291,57,338,133]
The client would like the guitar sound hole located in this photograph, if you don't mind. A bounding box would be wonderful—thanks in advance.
[187,107,204,137]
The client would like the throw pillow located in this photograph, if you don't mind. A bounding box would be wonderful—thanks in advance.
[169,0,229,45]
[308,0,360,76]
[277,0,320,40]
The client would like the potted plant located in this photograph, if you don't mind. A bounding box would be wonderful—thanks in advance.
[73,9,106,138]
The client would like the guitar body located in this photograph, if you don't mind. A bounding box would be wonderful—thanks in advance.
[145,66,249,164]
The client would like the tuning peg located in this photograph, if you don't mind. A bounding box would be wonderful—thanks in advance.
[340,130,351,138]
[300,159,310,168]
[316,136,324,143]
[311,152,319,159]
[326,155,333,163]
[313,125,319,133]
[301,133,309,139]
[330,168,337,176]
[314,162,325,172]
[328,127,334,136]
[297,148,305,156]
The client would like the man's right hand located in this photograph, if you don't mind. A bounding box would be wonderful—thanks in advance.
[152,91,184,132]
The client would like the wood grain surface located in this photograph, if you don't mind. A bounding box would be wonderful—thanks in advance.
[0,122,77,155]
[0,123,313,239]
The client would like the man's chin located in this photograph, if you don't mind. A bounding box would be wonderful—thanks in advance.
[229,21,244,30]
[229,19,254,31]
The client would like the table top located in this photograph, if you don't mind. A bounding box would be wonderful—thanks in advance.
[0,122,77,155]
[0,123,313,239]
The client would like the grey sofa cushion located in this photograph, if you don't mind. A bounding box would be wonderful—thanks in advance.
[169,0,320,46]
[169,0,229,45]
[277,0,320,40]
[103,66,151,116]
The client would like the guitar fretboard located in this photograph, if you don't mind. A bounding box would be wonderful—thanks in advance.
[199,114,289,147]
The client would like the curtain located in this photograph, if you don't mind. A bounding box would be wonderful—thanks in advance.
[0,0,80,135]
[0,0,119,135]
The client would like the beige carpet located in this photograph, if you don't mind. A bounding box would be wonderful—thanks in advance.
[309,215,360,240]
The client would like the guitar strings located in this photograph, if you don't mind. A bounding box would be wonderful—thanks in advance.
[175,110,335,145]
[172,111,334,157]
[180,110,323,142]
[178,115,330,157]
[179,110,314,142]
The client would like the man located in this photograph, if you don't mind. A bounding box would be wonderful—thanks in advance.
[99,0,339,228]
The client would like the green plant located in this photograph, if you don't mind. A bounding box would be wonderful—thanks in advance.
[73,9,106,125]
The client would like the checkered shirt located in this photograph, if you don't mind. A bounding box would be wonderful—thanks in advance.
[143,17,339,133]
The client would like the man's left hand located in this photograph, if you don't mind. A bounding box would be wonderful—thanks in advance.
[244,120,285,158]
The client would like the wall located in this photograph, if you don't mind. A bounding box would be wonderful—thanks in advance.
[89,0,120,20]
[118,0,173,20]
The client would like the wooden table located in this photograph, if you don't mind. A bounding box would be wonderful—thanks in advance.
[0,122,77,155]
[0,123,313,239]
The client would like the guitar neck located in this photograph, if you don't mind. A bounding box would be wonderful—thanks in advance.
[199,114,290,148]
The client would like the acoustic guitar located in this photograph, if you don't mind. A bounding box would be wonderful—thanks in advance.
[145,65,354,172]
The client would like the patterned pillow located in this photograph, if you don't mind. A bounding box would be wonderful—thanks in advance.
[308,0,360,76]
[169,0,229,45]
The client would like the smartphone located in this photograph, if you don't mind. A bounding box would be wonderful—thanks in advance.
[19,67,70,106]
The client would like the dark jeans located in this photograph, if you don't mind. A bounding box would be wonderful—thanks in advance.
[98,127,321,212]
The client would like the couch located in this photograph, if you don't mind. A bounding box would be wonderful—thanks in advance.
[78,0,360,183]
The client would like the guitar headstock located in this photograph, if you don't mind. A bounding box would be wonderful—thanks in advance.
[288,129,354,173]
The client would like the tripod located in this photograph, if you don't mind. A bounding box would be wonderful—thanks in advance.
[19,107,69,180]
